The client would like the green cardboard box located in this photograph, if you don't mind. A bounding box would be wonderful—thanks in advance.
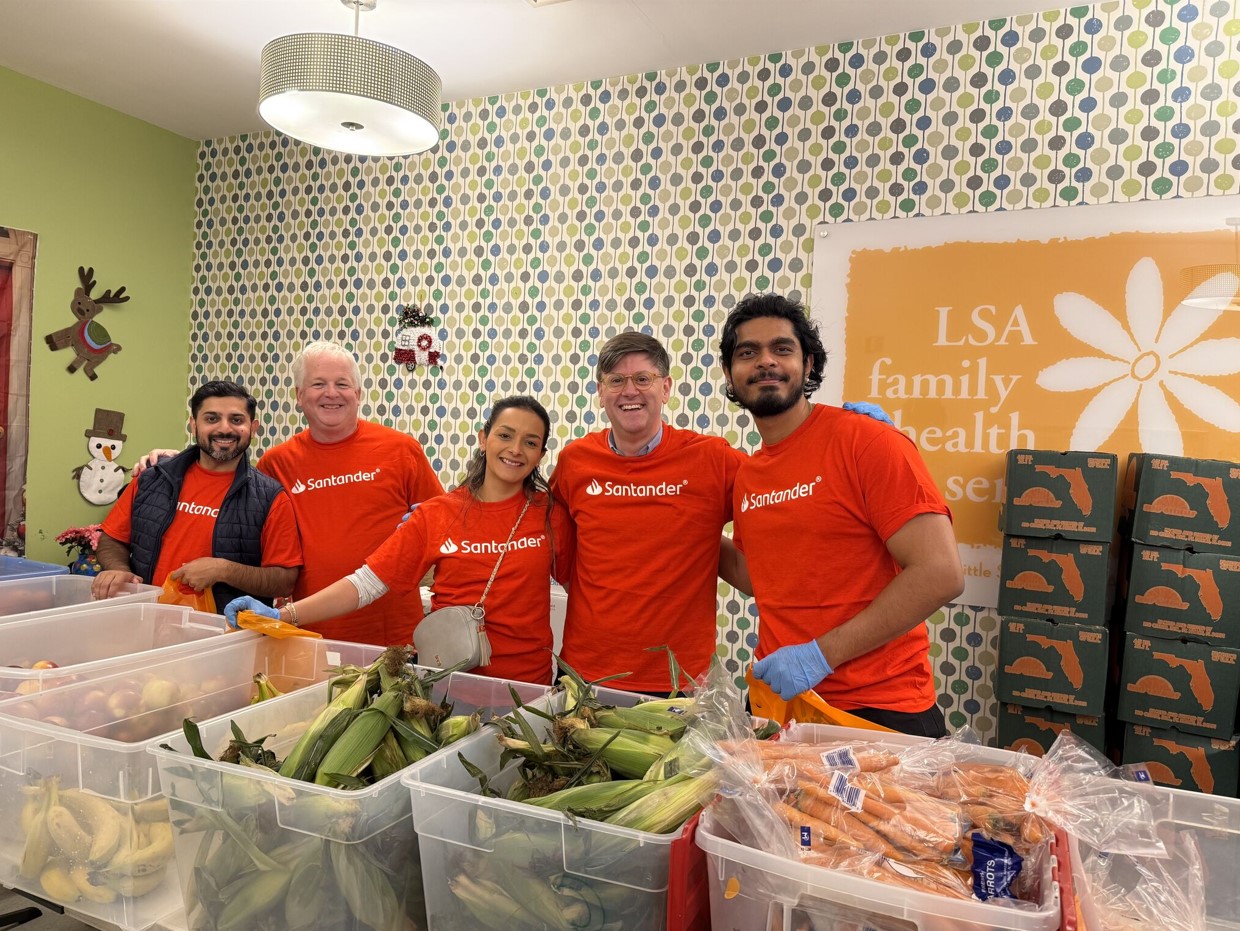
[1000,449,1118,541]
[1121,722,1239,797]
[1117,633,1240,739]
[995,702,1107,757]
[998,535,1113,623]
[1124,453,1240,552]
[996,617,1109,716]
[1125,544,1240,648]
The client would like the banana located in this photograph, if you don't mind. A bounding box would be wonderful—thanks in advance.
[132,798,170,823]
[46,805,92,861]
[19,805,54,879]
[103,865,167,897]
[39,863,81,903]
[108,819,174,876]
[59,788,127,866]
[71,865,119,905]
[20,797,40,835]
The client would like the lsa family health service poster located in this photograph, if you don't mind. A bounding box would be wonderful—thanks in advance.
[812,195,1240,608]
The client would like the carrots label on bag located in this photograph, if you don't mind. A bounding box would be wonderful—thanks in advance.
[970,833,1023,901]
[819,747,860,772]
[827,771,865,811]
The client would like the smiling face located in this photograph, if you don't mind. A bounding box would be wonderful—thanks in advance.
[191,397,255,470]
[88,437,123,463]
[479,408,547,499]
[295,354,363,442]
[599,351,671,449]
[723,316,810,418]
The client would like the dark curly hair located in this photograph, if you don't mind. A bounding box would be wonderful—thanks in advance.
[719,293,826,402]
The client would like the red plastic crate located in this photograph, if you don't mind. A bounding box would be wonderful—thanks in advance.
[667,811,710,931]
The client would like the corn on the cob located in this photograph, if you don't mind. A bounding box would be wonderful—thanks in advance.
[368,729,409,781]
[277,662,377,779]
[313,688,405,786]
[449,872,538,928]
[216,868,292,931]
[436,711,481,745]
[606,771,720,833]
[593,704,689,739]
[567,727,675,779]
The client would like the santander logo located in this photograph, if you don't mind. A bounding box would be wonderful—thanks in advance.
[740,476,823,512]
[585,478,688,498]
[587,480,604,496]
[290,480,307,494]
[289,468,380,495]
[439,539,460,555]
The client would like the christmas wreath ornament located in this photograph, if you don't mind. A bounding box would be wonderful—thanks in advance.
[393,302,443,371]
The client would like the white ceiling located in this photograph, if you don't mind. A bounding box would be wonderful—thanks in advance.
[1,0,1076,142]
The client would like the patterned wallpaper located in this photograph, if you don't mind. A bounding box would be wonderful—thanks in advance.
[191,0,1240,734]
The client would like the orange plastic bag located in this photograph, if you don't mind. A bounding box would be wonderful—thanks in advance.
[745,668,893,732]
[236,609,322,639]
[158,577,217,613]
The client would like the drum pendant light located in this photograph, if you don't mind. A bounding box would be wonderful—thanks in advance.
[258,0,442,157]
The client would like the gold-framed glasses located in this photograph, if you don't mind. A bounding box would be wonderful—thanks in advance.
[600,371,664,392]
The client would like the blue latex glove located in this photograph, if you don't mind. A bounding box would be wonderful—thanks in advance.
[224,596,278,629]
[752,641,834,700]
[842,401,894,426]
[398,501,420,527]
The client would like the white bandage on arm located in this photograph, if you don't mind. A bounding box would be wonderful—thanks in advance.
[346,565,391,607]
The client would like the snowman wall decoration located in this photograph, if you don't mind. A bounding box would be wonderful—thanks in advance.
[73,409,129,505]
[392,303,443,371]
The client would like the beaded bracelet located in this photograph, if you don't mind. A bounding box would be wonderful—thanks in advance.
[285,600,299,627]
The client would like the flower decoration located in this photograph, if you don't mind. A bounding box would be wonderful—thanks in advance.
[56,523,103,560]
[1036,258,1240,455]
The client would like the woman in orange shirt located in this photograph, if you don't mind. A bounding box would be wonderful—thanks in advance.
[224,396,573,684]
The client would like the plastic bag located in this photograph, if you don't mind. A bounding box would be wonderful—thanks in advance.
[744,668,893,731]
[711,723,1054,911]
[158,576,216,613]
[1025,732,1166,857]
[1072,831,1206,931]
[235,609,322,639]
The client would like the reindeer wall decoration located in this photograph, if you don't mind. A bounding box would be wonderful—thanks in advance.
[45,266,130,380]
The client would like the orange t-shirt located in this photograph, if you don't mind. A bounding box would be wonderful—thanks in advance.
[257,420,444,644]
[102,463,303,586]
[733,404,951,713]
[365,487,574,685]
[550,425,745,692]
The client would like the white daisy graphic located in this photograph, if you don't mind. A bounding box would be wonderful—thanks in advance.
[1036,257,1240,455]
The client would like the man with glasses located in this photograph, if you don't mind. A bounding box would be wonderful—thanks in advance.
[549,331,744,693]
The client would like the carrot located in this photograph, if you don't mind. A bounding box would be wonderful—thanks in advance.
[774,800,860,851]
[791,784,911,860]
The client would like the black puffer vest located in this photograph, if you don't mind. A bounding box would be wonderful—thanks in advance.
[129,447,284,608]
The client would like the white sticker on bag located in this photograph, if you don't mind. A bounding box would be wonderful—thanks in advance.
[326,651,341,667]
[827,770,865,812]
[819,747,860,772]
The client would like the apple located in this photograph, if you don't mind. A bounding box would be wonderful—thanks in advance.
[43,715,70,729]
[30,660,58,670]
[14,681,40,696]
[141,678,181,711]
[106,689,142,720]
[73,709,109,732]
[80,689,110,717]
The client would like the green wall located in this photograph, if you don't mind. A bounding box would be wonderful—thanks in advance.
[0,66,197,563]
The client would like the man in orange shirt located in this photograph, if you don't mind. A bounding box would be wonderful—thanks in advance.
[719,294,964,737]
[136,342,444,644]
[93,380,301,608]
[550,331,746,693]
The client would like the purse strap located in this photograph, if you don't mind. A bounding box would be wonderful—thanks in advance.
[473,496,532,611]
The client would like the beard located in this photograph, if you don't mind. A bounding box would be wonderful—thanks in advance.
[197,433,249,464]
[734,376,803,418]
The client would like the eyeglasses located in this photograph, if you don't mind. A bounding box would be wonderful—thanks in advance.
[600,371,664,392]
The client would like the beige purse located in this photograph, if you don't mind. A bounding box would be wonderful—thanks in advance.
[414,498,531,671]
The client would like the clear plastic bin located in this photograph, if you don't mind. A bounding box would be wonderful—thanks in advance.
[0,603,231,697]
[0,555,69,579]
[697,723,1064,931]
[150,670,553,931]
[0,574,159,627]
[404,685,711,931]
[0,633,387,931]
[1069,779,1240,931]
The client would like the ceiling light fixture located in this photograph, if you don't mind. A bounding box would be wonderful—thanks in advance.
[258,0,442,157]
[1181,217,1240,312]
